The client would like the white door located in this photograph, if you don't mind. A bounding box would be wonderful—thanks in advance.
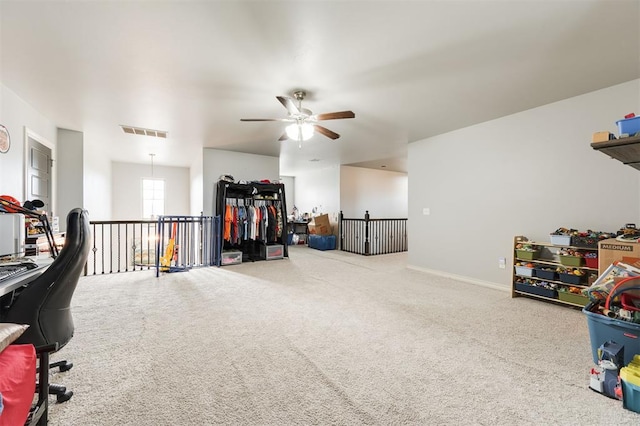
[26,136,52,214]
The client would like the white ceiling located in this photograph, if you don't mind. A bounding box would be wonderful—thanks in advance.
[1,1,638,175]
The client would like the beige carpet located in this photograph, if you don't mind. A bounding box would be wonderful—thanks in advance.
[47,246,639,425]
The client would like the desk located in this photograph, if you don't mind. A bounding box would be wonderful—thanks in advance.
[0,258,52,298]
[288,221,309,244]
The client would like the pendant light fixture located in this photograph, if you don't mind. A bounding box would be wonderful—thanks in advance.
[149,153,155,177]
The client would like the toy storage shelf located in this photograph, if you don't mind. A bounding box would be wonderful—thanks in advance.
[512,235,598,309]
[591,134,640,171]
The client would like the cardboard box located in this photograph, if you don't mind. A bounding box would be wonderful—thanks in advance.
[598,238,640,274]
[308,214,332,236]
[591,131,614,143]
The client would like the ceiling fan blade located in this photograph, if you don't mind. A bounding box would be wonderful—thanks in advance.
[240,118,294,122]
[314,111,355,120]
[314,125,340,140]
[276,96,300,115]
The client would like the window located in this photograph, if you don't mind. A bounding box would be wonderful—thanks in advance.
[142,178,165,219]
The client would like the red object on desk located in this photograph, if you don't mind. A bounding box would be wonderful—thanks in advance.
[625,113,636,119]
[0,344,36,426]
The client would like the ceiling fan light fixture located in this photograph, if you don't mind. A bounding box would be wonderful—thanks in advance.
[285,123,314,141]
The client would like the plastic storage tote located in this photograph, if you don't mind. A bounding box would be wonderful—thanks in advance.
[308,234,336,251]
[559,272,584,285]
[535,268,557,280]
[550,234,571,245]
[583,308,640,366]
[515,266,534,277]
[515,283,557,299]
[559,255,584,267]
[260,244,284,260]
[515,249,538,260]
[617,116,640,136]
[221,251,242,265]
[558,291,589,306]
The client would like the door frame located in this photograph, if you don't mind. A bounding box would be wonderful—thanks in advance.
[23,126,56,217]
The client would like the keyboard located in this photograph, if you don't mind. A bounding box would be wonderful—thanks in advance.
[0,260,38,282]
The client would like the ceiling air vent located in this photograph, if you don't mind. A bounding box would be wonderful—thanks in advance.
[120,125,167,139]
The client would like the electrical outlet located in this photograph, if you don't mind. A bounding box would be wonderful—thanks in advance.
[498,257,506,269]
[422,207,430,216]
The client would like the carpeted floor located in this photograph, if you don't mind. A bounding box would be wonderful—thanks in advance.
[47,246,639,425]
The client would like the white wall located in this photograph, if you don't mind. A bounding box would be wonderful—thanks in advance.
[190,153,203,215]
[0,85,57,201]
[340,166,408,218]
[82,142,112,220]
[408,79,640,289]
[279,175,295,214]
[111,162,190,220]
[293,165,341,222]
[57,128,84,226]
[202,149,279,216]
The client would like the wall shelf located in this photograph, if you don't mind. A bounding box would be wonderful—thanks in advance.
[591,134,640,170]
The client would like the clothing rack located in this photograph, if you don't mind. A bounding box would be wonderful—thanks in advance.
[215,180,288,261]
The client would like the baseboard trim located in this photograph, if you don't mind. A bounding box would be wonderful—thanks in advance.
[406,264,509,293]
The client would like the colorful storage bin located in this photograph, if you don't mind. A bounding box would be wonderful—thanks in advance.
[515,266,534,277]
[559,255,584,267]
[585,257,598,269]
[515,283,557,299]
[550,234,571,245]
[558,291,589,306]
[516,249,538,260]
[535,268,557,281]
[571,236,599,249]
[559,272,584,285]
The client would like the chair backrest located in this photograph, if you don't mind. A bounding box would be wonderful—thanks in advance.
[4,208,90,348]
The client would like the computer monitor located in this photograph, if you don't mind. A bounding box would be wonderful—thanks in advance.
[0,213,25,258]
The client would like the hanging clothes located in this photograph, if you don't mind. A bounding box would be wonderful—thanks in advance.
[224,204,232,241]
[267,205,277,242]
[275,203,283,238]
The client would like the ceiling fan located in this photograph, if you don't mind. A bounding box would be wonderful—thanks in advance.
[240,90,355,145]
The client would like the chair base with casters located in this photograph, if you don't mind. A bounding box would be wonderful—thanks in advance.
[28,352,73,403]
[26,343,58,426]
[51,347,74,402]
[32,358,74,403]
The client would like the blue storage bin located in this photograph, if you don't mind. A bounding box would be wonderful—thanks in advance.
[617,116,640,136]
[308,234,336,251]
[559,272,584,285]
[583,308,640,366]
[514,282,557,299]
[535,268,557,281]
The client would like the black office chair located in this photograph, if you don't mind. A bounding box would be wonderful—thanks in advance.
[1,208,90,403]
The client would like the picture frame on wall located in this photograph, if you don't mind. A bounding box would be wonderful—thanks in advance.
[0,125,10,154]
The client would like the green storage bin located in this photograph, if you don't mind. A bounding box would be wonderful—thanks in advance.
[516,249,538,260]
[559,255,584,267]
[558,291,589,306]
